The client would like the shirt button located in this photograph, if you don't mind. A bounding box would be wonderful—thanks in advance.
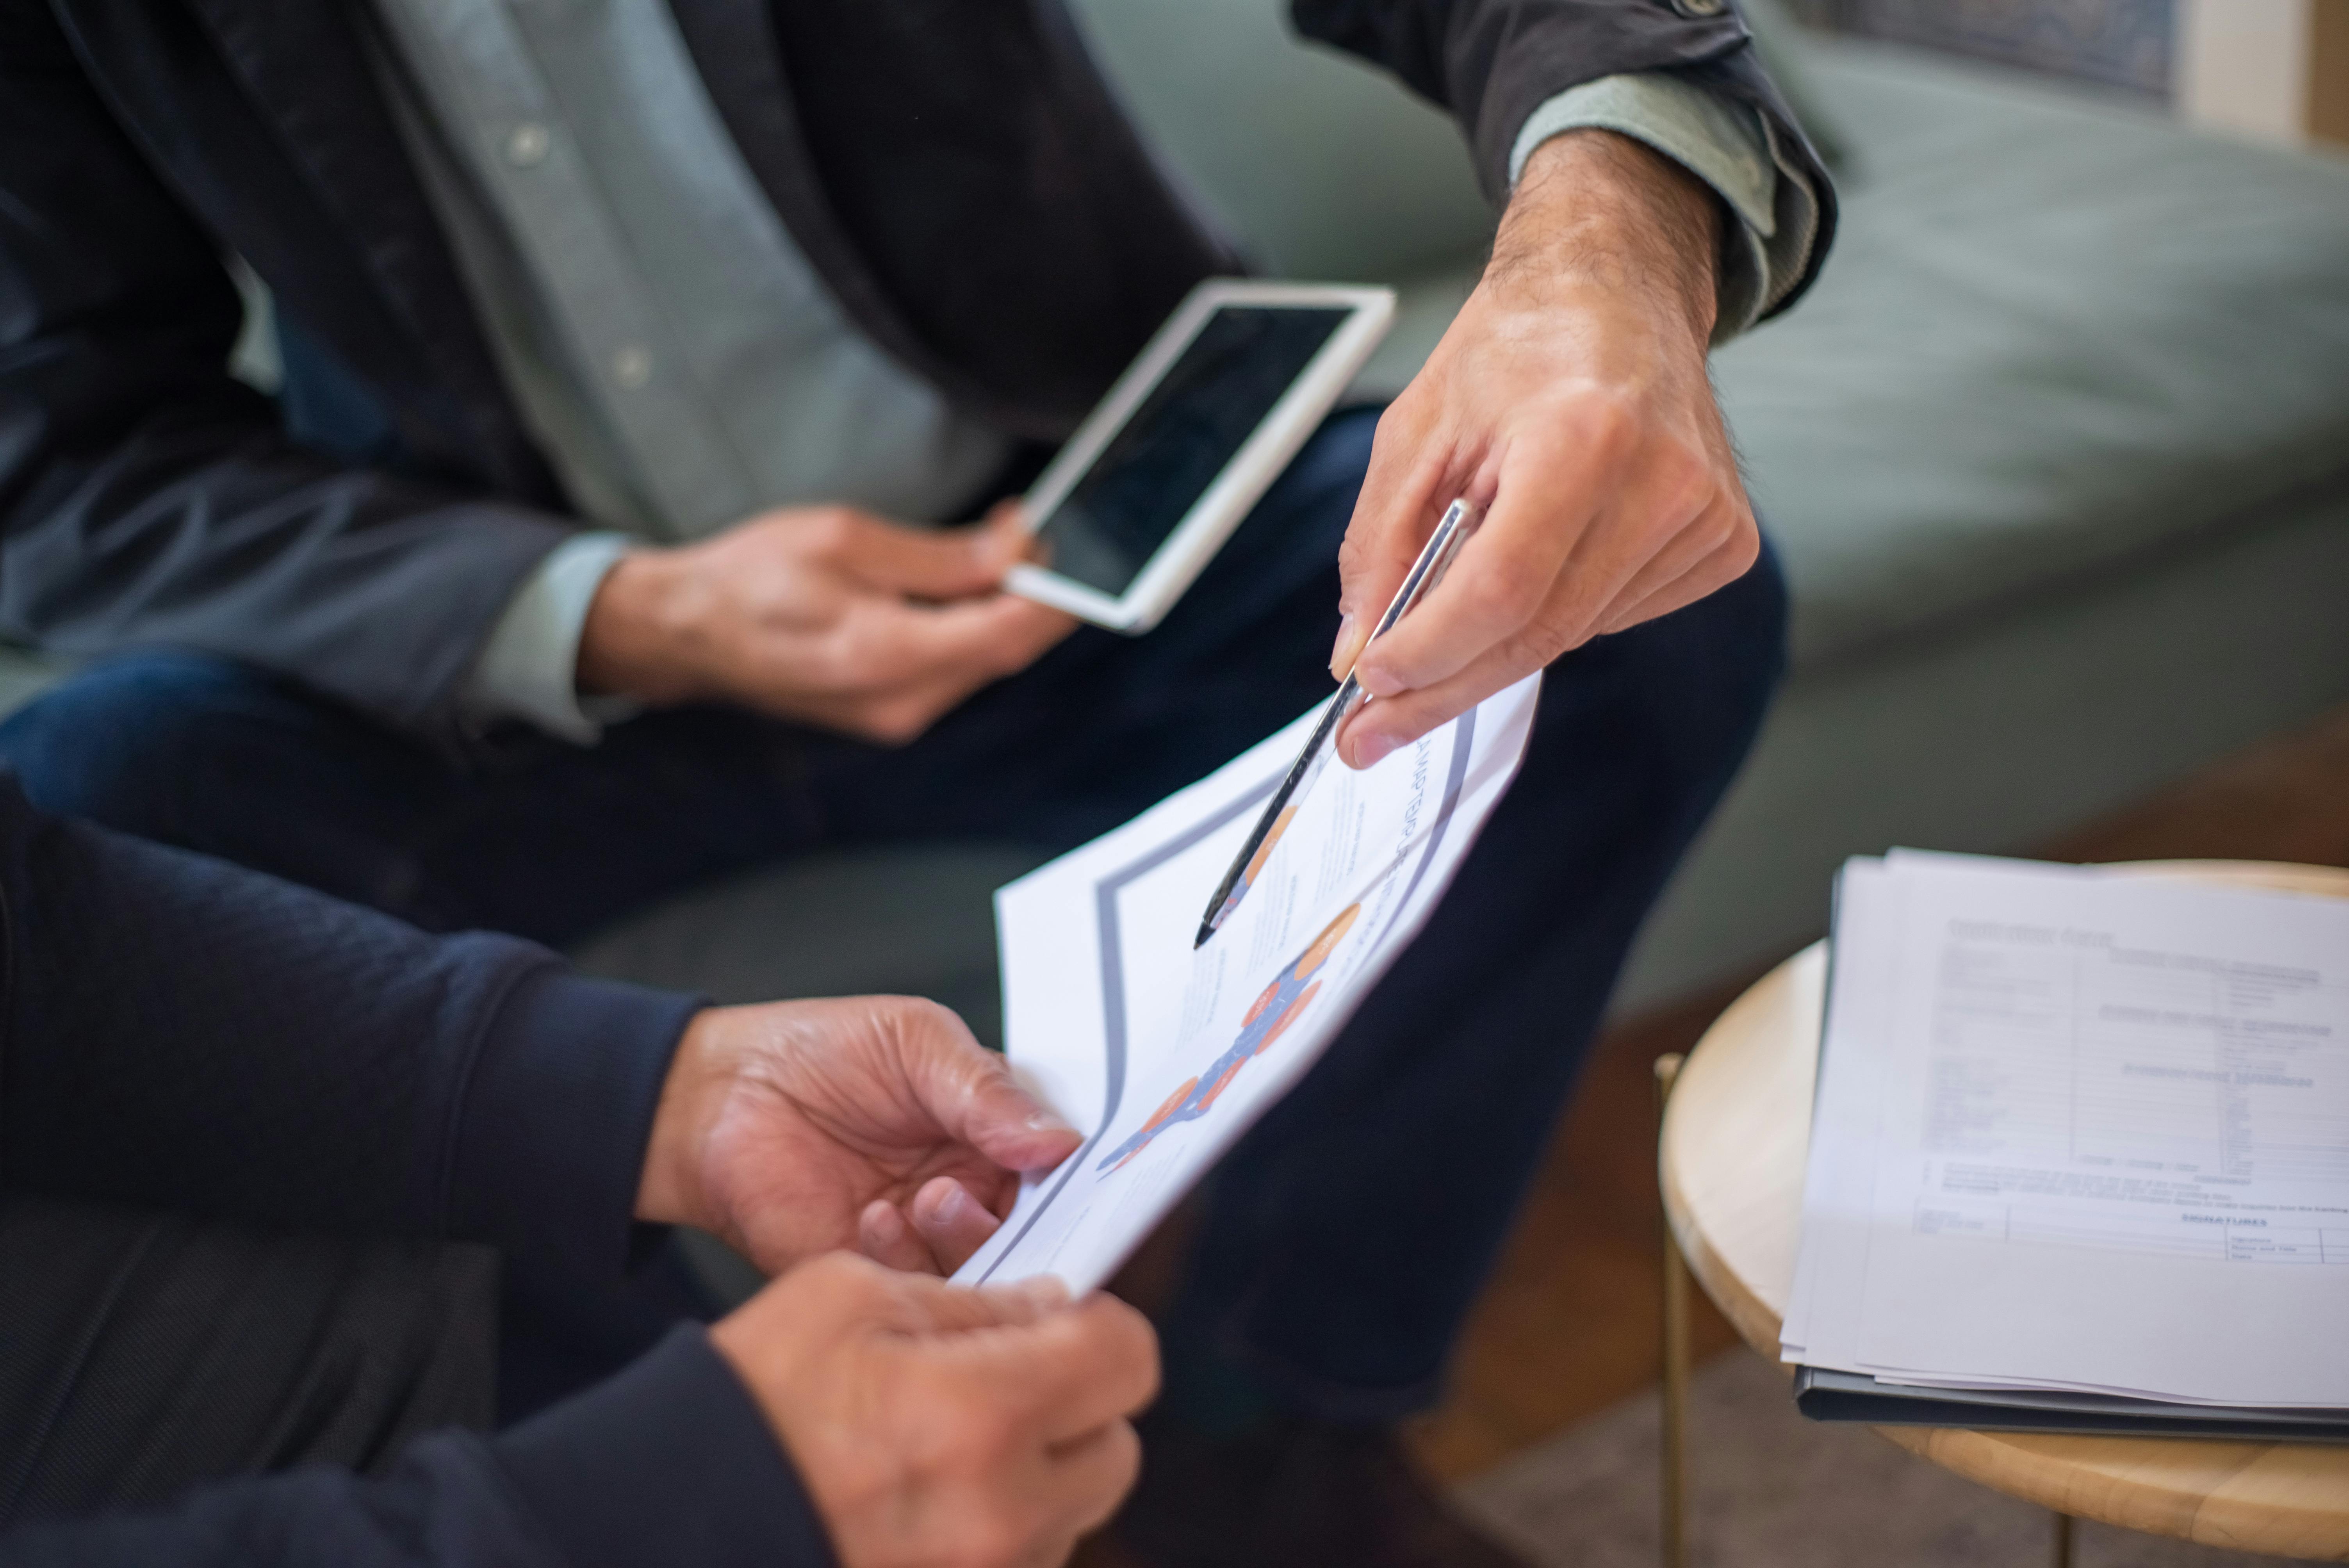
[505,122,552,166]
[611,346,653,389]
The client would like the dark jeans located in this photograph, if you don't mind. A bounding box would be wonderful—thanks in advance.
[0,409,1786,1420]
[0,1197,496,1528]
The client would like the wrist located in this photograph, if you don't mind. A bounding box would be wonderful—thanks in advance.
[636,1006,722,1232]
[579,548,704,704]
[1500,129,1722,346]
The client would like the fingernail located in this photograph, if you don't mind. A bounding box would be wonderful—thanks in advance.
[929,1183,969,1225]
[1328,612,1357,679]
[1025,1107,1078,1137]
[1357,664,1406,699]
[1350,732,1399,769]
[1016,1276,1071,1308]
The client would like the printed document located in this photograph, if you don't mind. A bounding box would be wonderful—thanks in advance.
[1786,852,2349,1408]
[953,675,1540,1292]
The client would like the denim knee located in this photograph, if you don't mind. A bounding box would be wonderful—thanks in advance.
[0,652,285,837]
[1525,534,1789,849]
[1691,531,1791,739]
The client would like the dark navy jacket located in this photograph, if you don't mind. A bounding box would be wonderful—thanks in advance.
[0,0,1832,747]
[0,773,836,1566]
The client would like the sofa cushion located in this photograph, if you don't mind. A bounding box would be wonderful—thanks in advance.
[1064,0,1496,280]
[569,844,1048,1049]
[1711,41,2349,669]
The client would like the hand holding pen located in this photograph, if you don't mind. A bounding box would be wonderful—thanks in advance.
[1197,499,1482,947]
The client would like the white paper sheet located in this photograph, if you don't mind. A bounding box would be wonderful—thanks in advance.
[1787,853,2349,1408]
[952,674,1540,1292]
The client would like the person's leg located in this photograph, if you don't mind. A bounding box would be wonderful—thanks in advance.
[0,1196,497,1527]
[0,650,829,947]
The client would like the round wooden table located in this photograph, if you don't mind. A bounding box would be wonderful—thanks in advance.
[1658,861,2349,1562]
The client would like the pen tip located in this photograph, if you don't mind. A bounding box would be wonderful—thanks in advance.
[1193,925,1213,950]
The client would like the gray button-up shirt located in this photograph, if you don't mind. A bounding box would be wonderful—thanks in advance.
[367,0,1816,741]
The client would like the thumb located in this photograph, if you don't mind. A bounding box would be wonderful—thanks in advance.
[899,1008,1084,1173]
[958,1059,1084,1174]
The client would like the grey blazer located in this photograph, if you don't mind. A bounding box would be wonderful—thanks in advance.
[0,0,1833,744]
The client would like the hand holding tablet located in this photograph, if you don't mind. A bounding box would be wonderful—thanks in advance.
[1005,280,1394,633]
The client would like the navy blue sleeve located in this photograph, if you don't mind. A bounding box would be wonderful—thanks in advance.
[493,1327,838,1568]
[0,1329,838,1568]
[0,767,697,1306]
[0,776,843,1565]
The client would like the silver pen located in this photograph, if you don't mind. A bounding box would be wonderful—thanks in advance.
[1194,498,1484,949]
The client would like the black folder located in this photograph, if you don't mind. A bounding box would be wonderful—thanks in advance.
[1794,1366,2349,1443]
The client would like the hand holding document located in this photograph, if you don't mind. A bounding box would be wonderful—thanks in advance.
[1786,851,2349,1436]
[952,671,1539,1292]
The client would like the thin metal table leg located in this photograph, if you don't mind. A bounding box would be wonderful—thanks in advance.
[1655,1053,1690,1568]
[2053,1511,2076,1568]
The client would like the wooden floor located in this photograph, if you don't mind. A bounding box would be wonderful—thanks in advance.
[1402,703,2349,1482]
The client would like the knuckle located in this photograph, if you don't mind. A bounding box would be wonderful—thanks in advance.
[809,507,861,556]
[807,629,866,691]
[957,1512,1027,1568]
[1722,520,1761,576]
[984,630,1038,679]
[1104,1420,1143,1493]
[861,698,936,747]
[1375,387,1430,441]
[1656,446,1716,520]
[897,995,973,1050]
[1513,608,1584,664]
[1714,501,1759,557]
[795,1249,884,1311]
[929,1401,993,1472]
[1568,389,1639,463]
[956,1411,1020,1474]
[828,622,902,690]
[898,994,957,1029]
[800,1250,860,1288]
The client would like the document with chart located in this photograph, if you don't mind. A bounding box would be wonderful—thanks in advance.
[951,674,1540,1294]
[1785,852,2349,1418]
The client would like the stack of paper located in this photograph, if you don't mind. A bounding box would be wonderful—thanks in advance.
[1785,851,2349,1437]
[954,674,1540,1293]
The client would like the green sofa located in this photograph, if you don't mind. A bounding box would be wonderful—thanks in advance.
[7,6,2348,1030]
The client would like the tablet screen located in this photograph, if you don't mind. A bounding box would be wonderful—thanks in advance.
[1033,305,1351,596]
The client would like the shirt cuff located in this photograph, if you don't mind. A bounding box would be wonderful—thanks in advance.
[1507,72,1823,341]
[460,531,637,744]
[494,1326,838,1568]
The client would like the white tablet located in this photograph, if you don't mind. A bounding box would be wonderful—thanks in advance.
[1005,280,1395,633]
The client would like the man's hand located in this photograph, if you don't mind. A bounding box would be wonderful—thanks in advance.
[1330,130,1757,769]
[579,503,1076,745]
[713,1254,1156,1568]
[636,997,1083,1277]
